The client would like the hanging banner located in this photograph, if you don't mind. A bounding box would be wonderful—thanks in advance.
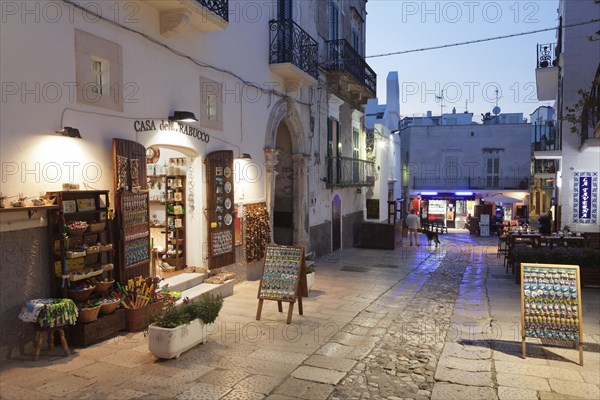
[573,172,597,224]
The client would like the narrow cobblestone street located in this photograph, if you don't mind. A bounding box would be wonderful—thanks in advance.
[1,231,598,399]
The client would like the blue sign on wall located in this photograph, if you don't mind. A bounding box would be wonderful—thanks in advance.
[573,172,598,224]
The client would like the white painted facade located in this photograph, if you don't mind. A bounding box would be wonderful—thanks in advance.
[533,0,600,232]
[0,0,376,268]
[365,72,402,222]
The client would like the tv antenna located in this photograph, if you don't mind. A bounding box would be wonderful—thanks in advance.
[492,88,501,115]
[435,90,445,115]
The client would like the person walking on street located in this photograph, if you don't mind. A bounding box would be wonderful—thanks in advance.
[406,209,421,246]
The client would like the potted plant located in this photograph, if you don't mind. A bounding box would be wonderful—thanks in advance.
[306,263,316,292]
[147,294,223,359]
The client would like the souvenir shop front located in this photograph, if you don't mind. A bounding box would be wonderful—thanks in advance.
[409,192,477,228]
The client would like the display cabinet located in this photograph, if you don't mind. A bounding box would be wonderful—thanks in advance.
[47,190,125,346]
[148,173,186,269]
[47,190,114,292]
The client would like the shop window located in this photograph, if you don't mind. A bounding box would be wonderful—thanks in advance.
[200,76,223,130]
[75,29,123,112]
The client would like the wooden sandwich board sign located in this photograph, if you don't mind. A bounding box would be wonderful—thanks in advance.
[256,245,306,324]
[520,263,583,365]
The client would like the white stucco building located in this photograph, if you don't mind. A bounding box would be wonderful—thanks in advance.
[399,110,532,229]
[0,0,378,346]
[533,0,599,232]
[364,71,402,222]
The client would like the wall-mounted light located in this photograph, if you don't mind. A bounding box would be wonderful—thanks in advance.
[237,153,252,160]
[421,191,438,196]
[168,111,197,122]
[455,191,473,196]
[56,127,82,139]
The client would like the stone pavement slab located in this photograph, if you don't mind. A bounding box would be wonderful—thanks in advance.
[273,376,334,399]
[548,378,600,399]
[431,382,498,400]
[497,386,538,400]
[291,366,345,385]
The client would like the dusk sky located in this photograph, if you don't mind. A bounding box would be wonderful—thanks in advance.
[366,0,559,120]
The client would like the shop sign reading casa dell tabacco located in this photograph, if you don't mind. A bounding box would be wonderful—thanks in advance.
[133,120,210,143]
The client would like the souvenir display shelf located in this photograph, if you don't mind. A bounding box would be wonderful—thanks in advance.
[47,190,113,290]
[112,138,151,282]
[46,190,124,347]
[117,191,151,280]
[521,263,583,365]
[256,245,306,324]
[147,173,186,269]
[205,150,235,269]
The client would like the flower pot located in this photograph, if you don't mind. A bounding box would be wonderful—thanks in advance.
[306,272,315,292]
[148,318,209,359]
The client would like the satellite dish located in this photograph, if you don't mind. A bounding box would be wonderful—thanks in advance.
[492,106,501,115]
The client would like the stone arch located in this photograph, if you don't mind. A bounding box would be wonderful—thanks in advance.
[264,99,310,250]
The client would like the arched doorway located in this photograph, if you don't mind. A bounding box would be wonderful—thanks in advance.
[332,195,341,251]
[273,122,294,245]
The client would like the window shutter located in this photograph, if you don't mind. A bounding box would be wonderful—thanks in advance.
[316,0,329,40]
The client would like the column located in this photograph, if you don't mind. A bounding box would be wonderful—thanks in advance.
[292,153,311,252]
[264,147,280,243]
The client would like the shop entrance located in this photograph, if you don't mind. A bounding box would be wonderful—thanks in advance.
[273,122,294,245]
[144,144,199,274]
[332,195,341,251]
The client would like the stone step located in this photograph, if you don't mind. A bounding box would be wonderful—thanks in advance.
[159,273,207,293]
[175,279,235,305]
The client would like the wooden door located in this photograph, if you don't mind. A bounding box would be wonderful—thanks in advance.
[332,195,341,251]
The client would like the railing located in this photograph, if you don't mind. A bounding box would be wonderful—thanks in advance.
[536,43,557,68]
[532,159,558,174]
[195,0,228,22]
[413,176,530,190]
[326,39,376,96]
[269,19,319,80]
[326,156,375,186]
[532,123,561,151]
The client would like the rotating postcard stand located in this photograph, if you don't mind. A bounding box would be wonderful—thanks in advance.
[521,263,583,365]
[256,245,306,324]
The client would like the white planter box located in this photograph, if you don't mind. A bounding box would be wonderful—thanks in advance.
[148,319,208,359]
[306,272,315,291]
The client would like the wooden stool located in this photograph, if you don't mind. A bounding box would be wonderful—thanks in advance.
[34,326,70,361]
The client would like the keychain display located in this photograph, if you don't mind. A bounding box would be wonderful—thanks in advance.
[117,155,129,191]
[130,159,140,188]
[122,192,150,266]
[244,203,271,262]
[212,230,232,256]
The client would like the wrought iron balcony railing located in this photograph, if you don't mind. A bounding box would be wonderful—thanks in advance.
[195,0,228,22]
[326,39,376,96]
[326,156,375,187]
[536,43,557,68]
[413,176,530,191]
[269,19,319,80]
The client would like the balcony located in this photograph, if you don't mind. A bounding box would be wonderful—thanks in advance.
[535,43,558,101]
[268,19,319,86]
[326,156,375,187]
[324,40,376,106]
[412,177,530,191]
[531,159,558,179]
[144,0,228,36]
[532,122,561,161]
